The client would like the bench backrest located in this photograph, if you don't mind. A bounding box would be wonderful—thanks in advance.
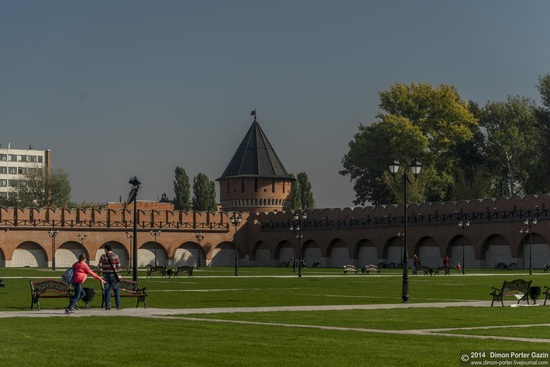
[501,279,532,296]
[30,279,71,295]
[147,266,166,274]
[102,279,142,294]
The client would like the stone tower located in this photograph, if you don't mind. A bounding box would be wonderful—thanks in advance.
[217,112,294,213]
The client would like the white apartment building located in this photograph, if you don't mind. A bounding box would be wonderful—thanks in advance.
[0,145,51,198]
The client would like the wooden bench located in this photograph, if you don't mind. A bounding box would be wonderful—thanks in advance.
[434,266,451,276]
[173,266,193,278]
[30,279,72,310]
[361,264,381,275]
[101,279,147,308]
[343,265,358,274]
[490,279,532,307]
[146,265,167,278]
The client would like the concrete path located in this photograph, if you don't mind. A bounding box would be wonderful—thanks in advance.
[0,300,494,318]
[2,300,549,343]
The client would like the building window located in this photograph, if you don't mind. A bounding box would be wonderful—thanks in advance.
[28,155,36,162]
[8,179,18,187]
[272,179,275,193]
[18,167,27,175]
[8,167,17,174]
[38,156,43,163]
[241,177,245,193]
[18,155,27,162]
[254,178,258,192]
[9,155,17,162]
[0,179,7,187]
[0,167,6,174]
[0,154,6,161]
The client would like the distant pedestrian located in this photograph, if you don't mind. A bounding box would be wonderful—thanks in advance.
[443,256,453,267]
[413,254,420,275]
[65,254,105,314]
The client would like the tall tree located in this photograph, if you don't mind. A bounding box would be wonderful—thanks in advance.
[173,166,191,211]
[297,172,315,210]
[341,82,477,204]
[533,74,550,193]
[192,173,217,212]
[12,167,71,207]
[479,95,539,197]
[288,174,301,210]
[289,172,315,210]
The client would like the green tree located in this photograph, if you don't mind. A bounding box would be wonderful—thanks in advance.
[289,172,315,210]
[288,174,301,210]
[341,82,477,204]
[192,173,217,212]
[297,172,315,209]
[173,167,191,211]
[533,74,550,193]
[12,167,71,207]
[479,95,540,197]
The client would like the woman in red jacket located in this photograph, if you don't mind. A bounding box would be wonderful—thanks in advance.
[65,254,105,314]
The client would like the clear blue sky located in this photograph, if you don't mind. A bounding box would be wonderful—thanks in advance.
[2,1,549,208]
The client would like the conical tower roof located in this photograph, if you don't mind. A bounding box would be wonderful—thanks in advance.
[218,113,292,180]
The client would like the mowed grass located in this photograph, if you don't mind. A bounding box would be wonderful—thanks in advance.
[0,267,549,366]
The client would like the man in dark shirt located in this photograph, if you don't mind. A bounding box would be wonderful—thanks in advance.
[98,243,121,310]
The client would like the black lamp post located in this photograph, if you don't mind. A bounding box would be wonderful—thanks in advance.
[458,220,469,274]
[388,158,422,303]
[125,232,133,270]
[520,218,537,275]
[290,211,307,278]
[230,212,242,276]
[195,231,204,269]
[48,229,59,271]
[397,232,404,264]
[150,229,161,267]
[127,176,141,281]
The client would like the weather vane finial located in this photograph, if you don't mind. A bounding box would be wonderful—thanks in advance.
[250,109,257,122]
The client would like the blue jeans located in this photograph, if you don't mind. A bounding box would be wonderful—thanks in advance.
[68,282,85,310]
[103,273,120,309]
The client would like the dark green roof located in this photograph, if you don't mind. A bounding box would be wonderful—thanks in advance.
[218,117,292,180]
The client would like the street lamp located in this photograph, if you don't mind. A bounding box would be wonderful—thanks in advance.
[397,232,404,263]
[195,231,204,269]
[125,232,133,270]
[230,212,242,276]
[127,176,141,281]
[388,158,422,303]
[77,234,87,246]
[520,218,537,275]
[150,229,161,267]
[458,220,469,274]
[48,229,59,271]
[290,211,308,278]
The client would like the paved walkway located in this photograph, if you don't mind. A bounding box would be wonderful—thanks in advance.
[0,300,492,318]
[2,300,549,343]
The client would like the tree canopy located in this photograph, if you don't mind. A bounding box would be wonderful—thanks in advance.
[192,173,217,212]
[341,79,550,205]
[8,167,71,207]
[173,166,191,211]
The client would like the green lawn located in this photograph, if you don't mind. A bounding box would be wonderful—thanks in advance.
[0,267,549,366]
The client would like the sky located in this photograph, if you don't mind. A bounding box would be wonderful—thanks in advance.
[2,1,550,208]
